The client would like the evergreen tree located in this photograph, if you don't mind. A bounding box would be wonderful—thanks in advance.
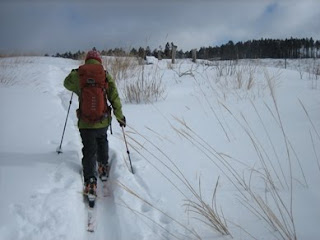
[138,47,146,60]
[145,46,151,56]
[164,42,171,58]
[130,48,138,56]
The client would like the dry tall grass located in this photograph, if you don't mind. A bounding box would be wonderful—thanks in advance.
[103,55,139,82]
[117,181,202,240]
[299,99,320,172]
[117,60,317,239]
[171,105,300,240]
[123,64,166,104]
[120,124,231,238]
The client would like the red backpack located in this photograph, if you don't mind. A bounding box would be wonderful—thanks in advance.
[77,64,109,124]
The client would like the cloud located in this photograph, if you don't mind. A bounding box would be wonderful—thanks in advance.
[0,0,319,54]
[251,1,320,40]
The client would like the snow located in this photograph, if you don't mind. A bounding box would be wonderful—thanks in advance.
[0,56,319,240]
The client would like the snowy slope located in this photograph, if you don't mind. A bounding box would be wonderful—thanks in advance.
[0,56,319,240]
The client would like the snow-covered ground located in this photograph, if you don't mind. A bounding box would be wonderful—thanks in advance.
[0,56,319,240]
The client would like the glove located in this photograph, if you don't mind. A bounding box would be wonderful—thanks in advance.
[118,116,126,128]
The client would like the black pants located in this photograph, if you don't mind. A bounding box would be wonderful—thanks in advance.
[79,127,109,182]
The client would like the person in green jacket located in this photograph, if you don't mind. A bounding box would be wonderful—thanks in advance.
[64,50,126,195]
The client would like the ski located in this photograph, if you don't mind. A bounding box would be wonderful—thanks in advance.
[87,206,96,232]
[101,179,111,197]
[85,158,113,232]
[87,193,96,208]
[84,190,97,232]
[83,178,97,232]
[86,182,111,232]
[99,158,113,197]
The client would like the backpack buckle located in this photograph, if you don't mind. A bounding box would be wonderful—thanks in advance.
[87,78,96,85]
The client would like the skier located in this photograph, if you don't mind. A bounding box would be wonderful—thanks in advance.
[64,50,126,197]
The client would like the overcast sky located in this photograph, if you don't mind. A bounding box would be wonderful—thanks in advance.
[1,0,320,54]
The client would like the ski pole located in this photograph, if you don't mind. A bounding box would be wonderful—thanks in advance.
[122,126,134,174]
[109,122,113,135]
[57,92,73,154]
[108,105,113,135]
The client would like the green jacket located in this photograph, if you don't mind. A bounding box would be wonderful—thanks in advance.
[64,59,124,129]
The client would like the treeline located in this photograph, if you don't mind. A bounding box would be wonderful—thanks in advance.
[51,37,320,61]
[50,50,86,60]
[199,37,320,60]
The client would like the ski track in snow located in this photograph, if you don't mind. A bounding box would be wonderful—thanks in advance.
[87,149,175,240]
[86,151,122,240]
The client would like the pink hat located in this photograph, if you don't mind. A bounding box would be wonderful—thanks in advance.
[85,50,102,63]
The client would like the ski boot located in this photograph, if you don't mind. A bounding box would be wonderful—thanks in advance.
[84,177,97,208]
[98,162,110,182]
